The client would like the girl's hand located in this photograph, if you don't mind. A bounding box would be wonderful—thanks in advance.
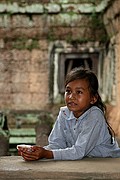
[17,145,53,161]
[17,144,32,156]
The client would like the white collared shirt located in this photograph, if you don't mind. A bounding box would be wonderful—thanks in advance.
[44,106,120,160]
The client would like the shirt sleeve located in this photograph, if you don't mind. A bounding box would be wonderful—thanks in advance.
[52,109,106,160]
[44,111,67,150]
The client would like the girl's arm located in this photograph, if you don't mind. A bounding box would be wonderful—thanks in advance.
[18,110,67,161]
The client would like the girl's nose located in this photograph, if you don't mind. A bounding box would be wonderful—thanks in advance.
[69,92,76,99]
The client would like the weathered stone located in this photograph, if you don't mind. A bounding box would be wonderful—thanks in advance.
[102,0,120,137]
[0,0,120,139]
[44,3,61,13]
[35,111,54,146]
[1,156,120,180]
[0,134,9,156]
[0,112,9,156]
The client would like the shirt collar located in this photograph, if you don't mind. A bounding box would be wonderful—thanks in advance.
[61,106,99,121]
[61,106,75,120]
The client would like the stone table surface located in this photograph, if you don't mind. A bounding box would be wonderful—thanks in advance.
[0,156,120,180]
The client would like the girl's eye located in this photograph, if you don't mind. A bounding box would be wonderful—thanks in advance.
[65,89,71,94]
[77,90,83,94]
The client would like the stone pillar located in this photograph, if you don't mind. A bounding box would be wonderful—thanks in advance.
[35,111,54,147]
[0,134,9,156]
[0,112,9,156]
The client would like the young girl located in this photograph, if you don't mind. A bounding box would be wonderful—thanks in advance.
[17,67,120,160]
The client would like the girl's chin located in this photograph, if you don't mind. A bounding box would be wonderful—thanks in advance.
[68,106,78,112]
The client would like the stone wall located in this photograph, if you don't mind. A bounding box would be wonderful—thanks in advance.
[1,0,120,146]
[103,0,120,137]
[0,0,108,111]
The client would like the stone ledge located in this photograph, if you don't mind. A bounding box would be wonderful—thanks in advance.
[0,1,111,14]
[0,156,120,180]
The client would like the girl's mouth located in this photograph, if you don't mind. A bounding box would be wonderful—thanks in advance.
[67,102,77,107]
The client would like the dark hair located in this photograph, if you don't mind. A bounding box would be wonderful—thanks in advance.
[65,67,115,142]
[65,67,106,113]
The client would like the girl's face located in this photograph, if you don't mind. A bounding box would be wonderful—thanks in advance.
[65,79,97,118]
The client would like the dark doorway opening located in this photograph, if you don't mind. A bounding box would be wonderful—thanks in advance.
[58,52,99,94]
[65,57,93,76]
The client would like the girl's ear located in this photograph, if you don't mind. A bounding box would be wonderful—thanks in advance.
[90,94,98,104]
